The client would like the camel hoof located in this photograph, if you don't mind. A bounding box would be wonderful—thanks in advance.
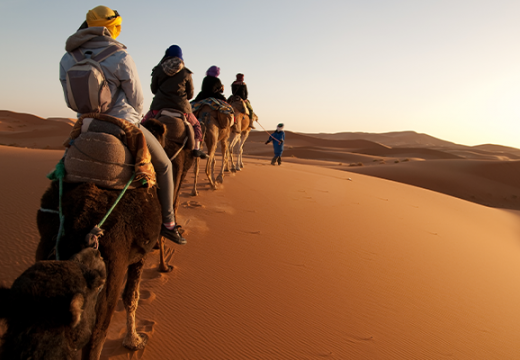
[159,264,174,273]
[191,191,199,196]
[123,332,148,351]
[224,168,230,172]
[216,177,224,184]
[236,167,241,172]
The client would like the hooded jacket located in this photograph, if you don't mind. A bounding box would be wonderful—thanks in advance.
[193,76,227,102]
[150,57,194,113]
[59,27,144,124]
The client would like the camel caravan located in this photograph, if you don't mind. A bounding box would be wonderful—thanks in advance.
[0,6,260,359]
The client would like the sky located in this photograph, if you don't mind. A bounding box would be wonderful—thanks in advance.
[1,0,520,148]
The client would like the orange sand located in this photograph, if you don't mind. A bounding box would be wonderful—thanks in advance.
[2,111,520,359]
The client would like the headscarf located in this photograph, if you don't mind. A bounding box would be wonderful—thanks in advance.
[277,123,284,132]
[236,73,244,82]
[86,6,122,39]
[206,65,220,77]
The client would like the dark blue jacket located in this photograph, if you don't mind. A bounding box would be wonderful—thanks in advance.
[266,130,285,156]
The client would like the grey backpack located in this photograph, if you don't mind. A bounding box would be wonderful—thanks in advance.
[65,45,122,114]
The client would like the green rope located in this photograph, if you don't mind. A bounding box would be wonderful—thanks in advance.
[98,172,136,228]
[46,159,137,259]
[47,159,66,260]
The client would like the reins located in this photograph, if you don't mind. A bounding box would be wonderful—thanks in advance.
[42,160,137,259]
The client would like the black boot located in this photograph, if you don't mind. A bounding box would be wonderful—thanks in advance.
[277,156,282,165]
[271,156,277,165]
[192,149,208,159]
[160,225,187,245]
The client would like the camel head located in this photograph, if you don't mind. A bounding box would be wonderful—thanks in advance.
[143,118,168,148]
[0,248,107,359]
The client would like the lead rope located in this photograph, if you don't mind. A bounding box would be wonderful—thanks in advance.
[84,172,136,250]
[46,159,66,260]
[44,159,137,258]
[256,120,283,143]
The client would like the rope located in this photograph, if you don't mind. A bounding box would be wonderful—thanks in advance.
[85,172,136,250]
[169,136,188,161]
[256,120,283,143]
[46,159,66,260]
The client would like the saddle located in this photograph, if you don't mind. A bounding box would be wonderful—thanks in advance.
[191,98,234,130]
[152,108,195,151]
[63,114,155,190]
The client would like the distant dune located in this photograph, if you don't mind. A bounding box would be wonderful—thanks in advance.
[2,111,520,359]
[0,110,74,149]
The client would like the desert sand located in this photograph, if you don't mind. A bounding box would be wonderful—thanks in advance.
[2,111,520,359]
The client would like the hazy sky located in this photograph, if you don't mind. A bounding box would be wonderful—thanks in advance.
[1,0,519,147]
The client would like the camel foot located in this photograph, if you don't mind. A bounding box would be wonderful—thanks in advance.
[224,168,230,172]
[123,332,148,351]
[159,264,174,273]
[216,176,224,184]
[236,167,241,172]
[191,190,199,196]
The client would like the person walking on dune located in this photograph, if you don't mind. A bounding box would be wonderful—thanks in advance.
[265,123,285,165]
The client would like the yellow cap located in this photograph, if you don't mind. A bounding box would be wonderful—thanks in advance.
[86,6,122,39]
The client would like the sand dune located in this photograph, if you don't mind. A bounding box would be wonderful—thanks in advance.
[0,110,74,149]
[2,111,520,358]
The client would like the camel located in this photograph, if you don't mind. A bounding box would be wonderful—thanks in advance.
[226,96,256,172]
[192,105,232,196]
[35,118,183,359]
[0,248,106,359]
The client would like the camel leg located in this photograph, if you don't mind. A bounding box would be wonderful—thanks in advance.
[82,257,127,360]
[227,134,238,173]
[216,139,228,184]
[122,259,148,350]
[158,237,173,272]
[239,132,250,169]
[191,157,200,196]
[206,142,218,190]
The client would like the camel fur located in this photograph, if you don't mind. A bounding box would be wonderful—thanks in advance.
[192,105,232,196]
[0,248,106,360]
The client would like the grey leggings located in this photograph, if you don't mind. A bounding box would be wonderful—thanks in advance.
[140,125,175,224]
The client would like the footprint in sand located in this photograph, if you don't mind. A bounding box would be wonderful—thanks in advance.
[182,200,205,209]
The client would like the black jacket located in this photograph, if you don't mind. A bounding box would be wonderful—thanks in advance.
[231,82,248,100]
[150,66,194,113]
[194,76,226,102]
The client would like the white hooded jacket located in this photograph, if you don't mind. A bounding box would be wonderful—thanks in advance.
[59,27,144,124]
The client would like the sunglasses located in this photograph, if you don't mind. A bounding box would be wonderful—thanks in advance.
[106,10,120,20]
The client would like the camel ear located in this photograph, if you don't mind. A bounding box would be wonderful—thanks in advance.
[70,293,84,328]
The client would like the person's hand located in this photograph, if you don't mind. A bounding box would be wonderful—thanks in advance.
[278,141,282,145]
[265,141,269,145]
[280,140,284,143]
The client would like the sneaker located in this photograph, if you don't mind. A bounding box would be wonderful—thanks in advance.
[192,149,208,159]
[160,225,187,245]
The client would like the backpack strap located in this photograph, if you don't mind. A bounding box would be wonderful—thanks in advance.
[69,45,122,63]
[70,48,86,63]
[91,45,123,63]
